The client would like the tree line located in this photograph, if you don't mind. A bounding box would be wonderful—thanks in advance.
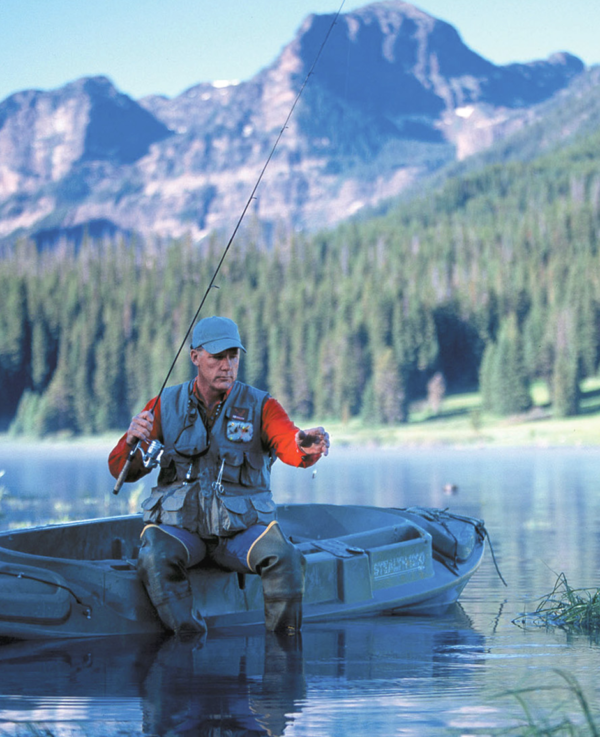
[1,128,600,435]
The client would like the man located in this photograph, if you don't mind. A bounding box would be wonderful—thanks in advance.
[109,315,329,637]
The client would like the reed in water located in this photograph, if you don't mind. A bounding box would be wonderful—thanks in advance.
[515,572,600,636]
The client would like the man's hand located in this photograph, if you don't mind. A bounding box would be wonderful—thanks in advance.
[126,410,154,446]
[296,427,330,457]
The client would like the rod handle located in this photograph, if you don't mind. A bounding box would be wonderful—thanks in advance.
[112,442,139,495]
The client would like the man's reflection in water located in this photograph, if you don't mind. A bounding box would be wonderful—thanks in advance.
[141,632,306,737]
[0,606,486,735]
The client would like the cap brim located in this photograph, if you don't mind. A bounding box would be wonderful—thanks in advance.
[198,338,246,354]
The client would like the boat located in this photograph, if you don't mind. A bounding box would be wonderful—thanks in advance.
[0,504,486,639]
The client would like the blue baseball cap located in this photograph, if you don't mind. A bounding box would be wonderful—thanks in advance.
[191,316,246,354]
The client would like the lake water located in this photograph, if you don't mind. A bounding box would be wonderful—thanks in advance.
[0,443,599,736]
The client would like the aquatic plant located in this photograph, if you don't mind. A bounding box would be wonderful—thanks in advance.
[498,670,599,737]
[514,572,600,636]
[452,670,599,736]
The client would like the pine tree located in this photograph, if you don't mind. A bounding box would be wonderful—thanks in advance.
[92,306,129,431]
[35,361,77,435]
[0,278,29,425]
[30,315,57,392]
[552,347,580,417]
[552,309,580,417]
[361,348,405,424]
[484,314,532,416]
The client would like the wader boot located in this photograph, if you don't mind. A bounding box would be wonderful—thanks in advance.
[137,525,207,637]
[247,521,306,635]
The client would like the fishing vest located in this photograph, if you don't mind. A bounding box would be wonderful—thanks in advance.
[141,381,276,538]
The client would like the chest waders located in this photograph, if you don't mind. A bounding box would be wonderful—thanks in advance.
[136,381,306,636]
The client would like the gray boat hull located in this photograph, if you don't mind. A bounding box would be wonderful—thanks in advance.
[0,504,485,639]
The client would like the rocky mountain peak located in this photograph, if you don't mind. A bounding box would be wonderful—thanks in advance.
[292,1,582,115]
[0,0,587,244]
[0,76,171,196]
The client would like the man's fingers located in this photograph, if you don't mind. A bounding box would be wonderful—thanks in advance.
[127,411,154,445]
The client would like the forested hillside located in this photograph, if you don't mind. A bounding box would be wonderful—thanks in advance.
[1,124,599,435]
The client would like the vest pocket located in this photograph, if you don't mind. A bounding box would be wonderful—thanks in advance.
[221,449,243,485]
[217,494,254,534]
[217,491,276,534]
[140,490,161,523]
[141,481,200,533]
[240,452,266,487]
[251,493,277,523]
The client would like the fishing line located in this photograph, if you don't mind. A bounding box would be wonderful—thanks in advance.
[113,1,346,494]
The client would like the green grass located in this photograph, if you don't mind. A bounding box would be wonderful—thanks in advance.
[328,377,600,448]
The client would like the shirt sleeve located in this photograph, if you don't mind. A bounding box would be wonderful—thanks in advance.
[261,397,321,468]
[108,397,163,482]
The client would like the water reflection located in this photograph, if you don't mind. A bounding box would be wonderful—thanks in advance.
[0,606,484,736]
[140,633,305,736]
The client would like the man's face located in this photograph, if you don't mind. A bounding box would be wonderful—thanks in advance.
[191,347,240,396]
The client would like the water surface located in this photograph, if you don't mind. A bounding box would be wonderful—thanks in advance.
[0,444,599,736]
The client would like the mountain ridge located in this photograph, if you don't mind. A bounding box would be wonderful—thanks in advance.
[0,0,588,245]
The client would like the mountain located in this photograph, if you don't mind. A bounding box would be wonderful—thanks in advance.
[0,0,588,245]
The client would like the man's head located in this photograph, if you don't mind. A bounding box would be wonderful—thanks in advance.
[190,316,245,402]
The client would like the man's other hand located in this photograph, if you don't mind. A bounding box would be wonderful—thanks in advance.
[296,427,330,457]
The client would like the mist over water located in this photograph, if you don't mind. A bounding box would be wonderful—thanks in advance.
[0,444,599,735]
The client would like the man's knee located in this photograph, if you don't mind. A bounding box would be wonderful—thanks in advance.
[247,522,305,589]
[138,525,190,585]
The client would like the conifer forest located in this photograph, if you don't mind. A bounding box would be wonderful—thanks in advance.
[1,129,600,436]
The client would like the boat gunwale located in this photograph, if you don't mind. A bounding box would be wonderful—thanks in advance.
[0,504,448,563]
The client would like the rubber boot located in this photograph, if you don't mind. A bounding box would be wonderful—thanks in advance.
[247,521,306,635]
[137,525,207,637]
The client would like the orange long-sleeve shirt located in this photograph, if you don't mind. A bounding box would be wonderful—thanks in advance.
[108,383,319,483]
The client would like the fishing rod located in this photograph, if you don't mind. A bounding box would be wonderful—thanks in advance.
[113,1,346,495]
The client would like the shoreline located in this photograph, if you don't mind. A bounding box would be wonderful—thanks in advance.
[1,421,599,454]
[3,379,600,452]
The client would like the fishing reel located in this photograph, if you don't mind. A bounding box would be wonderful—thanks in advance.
[141,440,164,469]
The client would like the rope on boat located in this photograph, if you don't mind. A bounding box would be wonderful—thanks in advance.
[479,524,508,587]
[403,507,508,587]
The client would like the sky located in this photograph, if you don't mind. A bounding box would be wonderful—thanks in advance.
[1,0,599,102]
